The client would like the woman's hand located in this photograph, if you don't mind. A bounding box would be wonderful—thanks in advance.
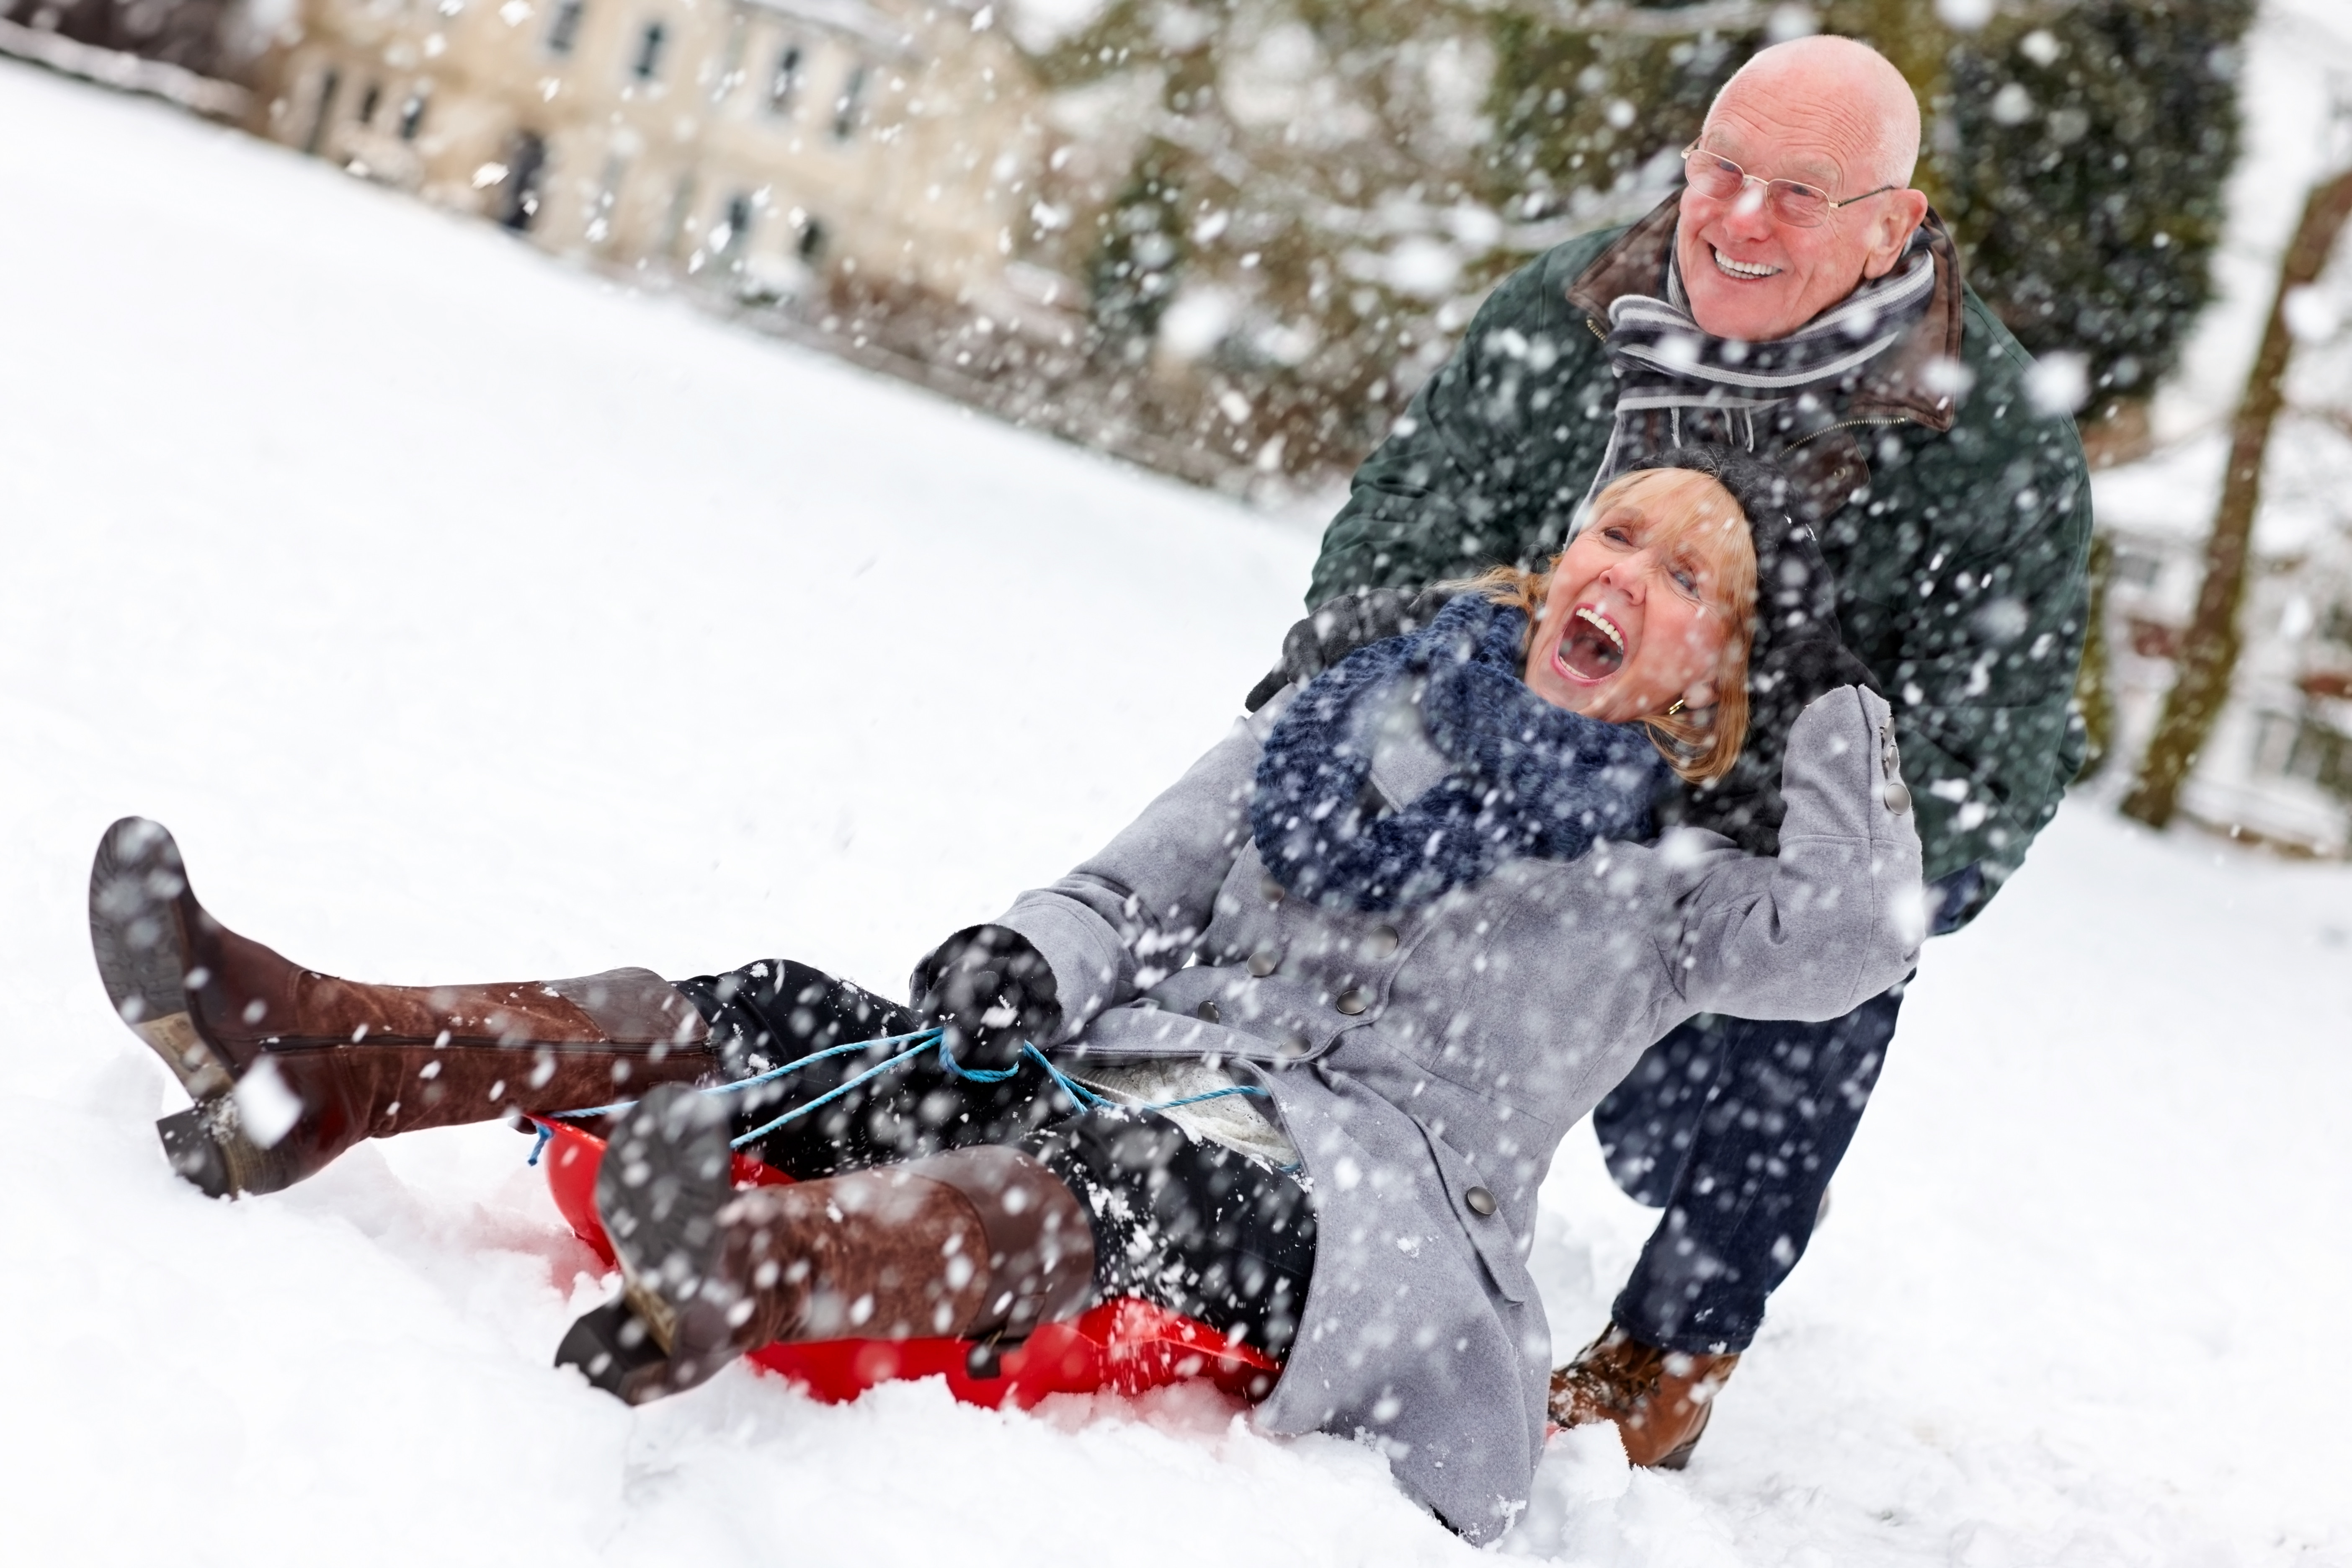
[914,924,1061,1072]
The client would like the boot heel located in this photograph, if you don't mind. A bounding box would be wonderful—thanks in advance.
[156,1107,235,1199]
[555,1299,678,1404]
[155,1101,303,1199]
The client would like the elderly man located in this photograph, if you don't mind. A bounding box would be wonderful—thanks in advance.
[1272,35,2091,1466]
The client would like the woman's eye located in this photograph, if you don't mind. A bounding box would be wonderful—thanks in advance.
[1670,567,1702,597]
[1602,527,1635,546]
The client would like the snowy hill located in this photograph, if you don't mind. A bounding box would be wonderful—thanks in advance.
[1,58,2348,1568]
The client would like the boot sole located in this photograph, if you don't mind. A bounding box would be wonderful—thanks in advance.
[594,1083,743,1398]
[89,818,236,1103]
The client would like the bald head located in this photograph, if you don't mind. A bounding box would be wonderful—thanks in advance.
[1710,36,1921,191]
[1673,34,1932,340]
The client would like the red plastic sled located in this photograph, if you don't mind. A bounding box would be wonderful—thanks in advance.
[535,1118,1280,1408]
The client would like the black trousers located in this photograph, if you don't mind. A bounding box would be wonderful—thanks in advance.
[671,959,1317,1360]
[1591,864,1982,1355]
[1593,988,1901,1355]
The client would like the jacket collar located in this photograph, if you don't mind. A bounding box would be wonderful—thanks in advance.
[1564,194,1966,433]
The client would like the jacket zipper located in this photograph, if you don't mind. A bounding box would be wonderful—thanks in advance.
[1786,414,1914,450]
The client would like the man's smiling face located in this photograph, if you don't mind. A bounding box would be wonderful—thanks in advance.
[1672,44,1929,343]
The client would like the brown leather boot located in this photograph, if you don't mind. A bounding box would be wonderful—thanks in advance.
[562,1084,1095,1403]
[1548,1321,1741,1469]
[89,817,715,1198]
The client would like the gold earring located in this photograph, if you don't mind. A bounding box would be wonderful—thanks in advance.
[1665,698,1686,716]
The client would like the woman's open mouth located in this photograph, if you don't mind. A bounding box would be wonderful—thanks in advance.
[1556,606,1626,681]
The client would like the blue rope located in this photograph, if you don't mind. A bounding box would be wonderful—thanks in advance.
[543,1030,942,1127]
[935,1035,1024,1083]
[728,1032,944,1150]
[1017,1042,1269,1115]
[1019,1042,1109,1109]
[524,1024,1274,1165]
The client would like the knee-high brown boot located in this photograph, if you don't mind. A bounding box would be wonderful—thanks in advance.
[559,1084,1095,1403]
[89,817,716,1198]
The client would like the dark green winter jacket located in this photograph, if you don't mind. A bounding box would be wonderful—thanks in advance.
[1308,199,2093,899]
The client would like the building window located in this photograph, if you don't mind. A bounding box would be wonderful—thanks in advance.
[2111,549,2163,591]
[500,131,549,232]
[632,21,667,81]
[304,69,339,156]
[713,193,754,260]
[357,82,380,127]
[2322,600,2352,651]
[2294,720,2352,799]
[399,94,428,141]
[546,0,585,56]
[2257,710,2352,798]
[831,64,864,140]
[797,216,826,262]
[768,44,802,114]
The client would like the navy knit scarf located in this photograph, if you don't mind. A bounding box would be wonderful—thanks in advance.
[1251,596,1671,913]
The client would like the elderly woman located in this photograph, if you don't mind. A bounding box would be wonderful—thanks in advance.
[90,448,1919,1543]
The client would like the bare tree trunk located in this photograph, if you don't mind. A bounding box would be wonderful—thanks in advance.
[2073,532,2117,782]
[2120,168,2352,828]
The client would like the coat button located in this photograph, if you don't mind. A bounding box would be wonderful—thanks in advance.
[1883,781,1911,813]
[1260,877,1286,906]
[1465,1186,1497,1217]
[1363,924,1400,959]
[1335,987,1370,1016]
[1248,947,1281,978]
[1276,1030,1311,1059]
[1194,1001,1222,1024]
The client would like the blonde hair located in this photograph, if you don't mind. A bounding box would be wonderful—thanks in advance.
[1455,467,1759,785]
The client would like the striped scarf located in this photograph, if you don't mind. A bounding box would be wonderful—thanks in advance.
[1584,230,1938,511]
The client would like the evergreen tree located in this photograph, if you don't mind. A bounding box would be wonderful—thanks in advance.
[1484,5,1757,221]
[1088,141,1192,364]
[1939,0,2252,404]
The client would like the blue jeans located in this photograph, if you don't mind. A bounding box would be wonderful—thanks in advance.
[1594,866,1982,1354]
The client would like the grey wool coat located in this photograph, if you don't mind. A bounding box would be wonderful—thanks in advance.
[992,681,1924,1542]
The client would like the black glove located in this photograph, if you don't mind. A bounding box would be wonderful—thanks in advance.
[1747,508,1879,716]
[1244,587,1453,712]
[1662,491,1877,858]
[913,924,1060,1072]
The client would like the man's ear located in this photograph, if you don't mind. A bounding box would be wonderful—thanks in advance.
[1859,188,1932,279]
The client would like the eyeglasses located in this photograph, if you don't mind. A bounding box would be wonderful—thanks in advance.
[1680,144,1898,229]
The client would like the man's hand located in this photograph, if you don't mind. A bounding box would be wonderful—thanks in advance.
[914,924,1060,1072]
[1747,509,1879,719]
[1666,504,1877,857]
[1244,587,1453,712]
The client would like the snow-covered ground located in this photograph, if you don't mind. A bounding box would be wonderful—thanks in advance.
[3,59,2349,1568]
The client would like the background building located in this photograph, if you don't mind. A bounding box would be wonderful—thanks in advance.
[260,0,1069,331]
